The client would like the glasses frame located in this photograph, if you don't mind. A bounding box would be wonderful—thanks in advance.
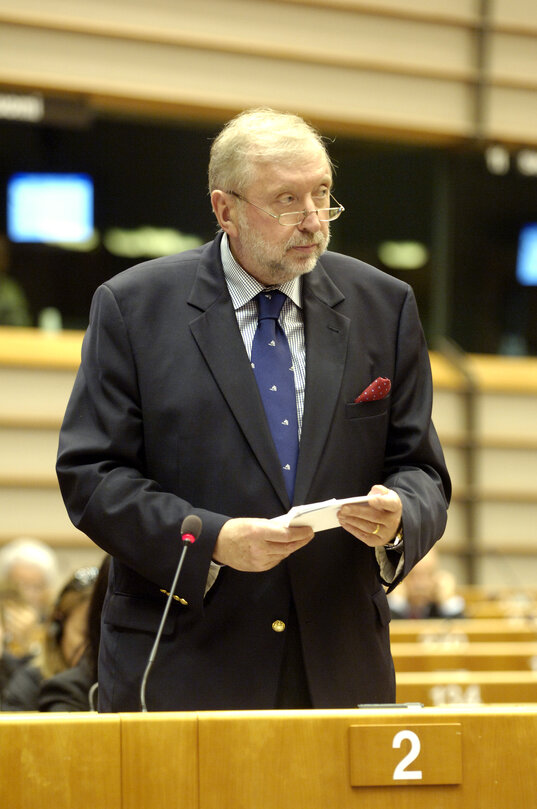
[227,190,345,227]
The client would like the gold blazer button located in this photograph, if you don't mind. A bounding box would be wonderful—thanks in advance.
[272,620,286,632]
[160,588,188,605]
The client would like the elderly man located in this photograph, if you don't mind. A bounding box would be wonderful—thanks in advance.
[57,108,450,711]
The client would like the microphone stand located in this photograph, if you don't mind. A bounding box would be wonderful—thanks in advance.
[139,539,192,712]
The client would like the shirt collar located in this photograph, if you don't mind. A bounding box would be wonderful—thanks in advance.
[220,232,303,310]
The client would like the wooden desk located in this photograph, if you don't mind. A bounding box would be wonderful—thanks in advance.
[392,641,537,672]
[0,713,120,809]
[121,712,198,809]
[193,707,537,809]
[396,670,537,706]
[2,708,537,808]
[390,618,537,644]
[466,602,537,619]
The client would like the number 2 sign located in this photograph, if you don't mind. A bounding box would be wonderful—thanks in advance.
[392,729,423,780]
[349,723,462,787]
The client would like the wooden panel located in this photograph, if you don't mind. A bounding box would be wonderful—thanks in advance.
[197,707,537,808]
[0,714,121,809]
[390,618,537,644]
[440,445,466,487]
[431,393,467,443]
[0,0,536,144]
[396,670,537,706]
[476,501,537,545]
[2,708,537,808]
[486,85,537,145]
[475,446,537,492]
[0,484,89,542]
[120,712,198,809]
[475,394,537,442]
[276,0,479,24]
[0,326,82,369]
[429,352,466,391]
[392,641,537,672]
[0,22,474,138]
[0,425,59,478]
[457,584,537,602]
[490,32,537,88]
[0,0,476,79]
[493,0,537,31]
[477,558,537,594]
[465,355,537,395]
[0,367,77,421]
[437,501,466,546]
[465,601,537,620]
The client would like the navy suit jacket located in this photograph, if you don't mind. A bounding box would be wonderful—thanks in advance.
[57,234,450,710]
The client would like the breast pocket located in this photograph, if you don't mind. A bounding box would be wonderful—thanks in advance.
[345,395,391,421]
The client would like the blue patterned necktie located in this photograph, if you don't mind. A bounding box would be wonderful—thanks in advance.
[251,290,299,501]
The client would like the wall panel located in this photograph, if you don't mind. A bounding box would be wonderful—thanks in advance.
[494,0,537,31]
[0,0,535,143]
[0,21,475,137]
[489,33,537,88]
[277,0,480,24]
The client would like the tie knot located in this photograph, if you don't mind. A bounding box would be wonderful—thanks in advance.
[257,290,286,321]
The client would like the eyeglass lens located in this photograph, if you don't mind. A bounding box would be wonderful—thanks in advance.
[279,208,341,224]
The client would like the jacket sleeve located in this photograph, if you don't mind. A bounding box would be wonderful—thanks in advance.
[56,283,228,611]
[381,286,451,589]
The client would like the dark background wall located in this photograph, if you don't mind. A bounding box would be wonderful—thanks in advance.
[1,113,536,353]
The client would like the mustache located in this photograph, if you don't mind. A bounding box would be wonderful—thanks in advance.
[285,231,327,249]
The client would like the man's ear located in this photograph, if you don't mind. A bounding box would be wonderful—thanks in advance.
[211,190,239,238]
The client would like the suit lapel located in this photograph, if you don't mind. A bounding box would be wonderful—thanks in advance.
[294,265,350,505]
[187,240,350,510]
[188,239,290,508]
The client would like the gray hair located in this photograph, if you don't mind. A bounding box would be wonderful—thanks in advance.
[208,108,333,194]
[0,537,60,588]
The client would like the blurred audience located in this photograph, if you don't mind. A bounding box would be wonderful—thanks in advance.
[0,537,60,658]
[1,566,98,711]
[39,556,110,712]
[0,581,42,663]
[0,585,35,706]
[0,537,60,616]
[388,548,466,620]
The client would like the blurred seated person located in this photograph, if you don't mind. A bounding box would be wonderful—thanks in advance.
[39,556,110,712]
[0,537,60,656]
[0,585,35,708]
[2,566,98,711]
[0,581,42,662]
[388,548,466,619]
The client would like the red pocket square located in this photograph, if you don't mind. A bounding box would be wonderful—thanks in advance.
[355,377,391,403]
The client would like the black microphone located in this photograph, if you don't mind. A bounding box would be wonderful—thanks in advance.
[140,514,202,711]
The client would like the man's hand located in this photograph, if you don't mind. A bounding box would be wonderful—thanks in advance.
[213,518,314,572]
[338,484,402,547]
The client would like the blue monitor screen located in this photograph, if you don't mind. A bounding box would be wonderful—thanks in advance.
[7,172,94,243]
[516,223,537,286]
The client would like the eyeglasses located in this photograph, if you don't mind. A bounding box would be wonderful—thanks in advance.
[227,191,345,227]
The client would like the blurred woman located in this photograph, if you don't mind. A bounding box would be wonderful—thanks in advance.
[39,557,110,712]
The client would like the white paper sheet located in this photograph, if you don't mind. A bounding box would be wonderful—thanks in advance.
[271,495,373,532]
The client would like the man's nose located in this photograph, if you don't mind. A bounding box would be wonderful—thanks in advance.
[297,208,322,232]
